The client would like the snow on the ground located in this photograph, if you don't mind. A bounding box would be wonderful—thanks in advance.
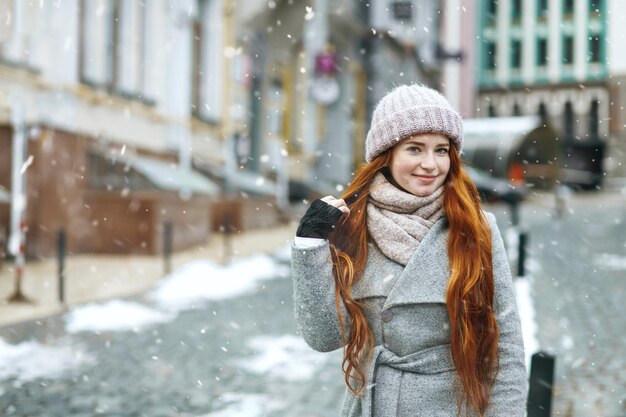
[0,337,94,382]
[272,243,292,264]
[504,226,520,264]
[60,254,287,333]
[236,334,330,381]
[65,300,173,333]
[197,392,284,417]
[514,276,539,372]
[593,253,626,271]
[149,254,284,312]
[504,225,541,371]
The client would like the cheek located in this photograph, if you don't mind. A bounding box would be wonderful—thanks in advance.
[439,159,451,176]
[393,160,413,174]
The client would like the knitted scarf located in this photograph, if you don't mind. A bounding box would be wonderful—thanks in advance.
[367,172,445,265]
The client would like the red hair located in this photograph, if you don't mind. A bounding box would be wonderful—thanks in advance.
[328,146,499,416]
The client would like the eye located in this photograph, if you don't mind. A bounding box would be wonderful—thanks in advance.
[406,146,421,153]
[436,148,450,154]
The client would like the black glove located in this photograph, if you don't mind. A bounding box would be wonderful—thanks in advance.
[296,199,344,239]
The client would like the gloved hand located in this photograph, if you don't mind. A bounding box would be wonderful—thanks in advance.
[296,198,344,239]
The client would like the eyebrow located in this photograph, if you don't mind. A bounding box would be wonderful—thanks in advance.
[403,140,450,147]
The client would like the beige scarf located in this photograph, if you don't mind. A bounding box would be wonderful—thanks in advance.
[367,172,445,265]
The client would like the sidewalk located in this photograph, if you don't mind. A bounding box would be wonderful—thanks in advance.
[0,221,298,328]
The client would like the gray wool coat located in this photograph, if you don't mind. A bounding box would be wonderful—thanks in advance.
[291,212,527,417]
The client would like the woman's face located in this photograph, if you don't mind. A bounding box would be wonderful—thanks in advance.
[389,133,451,197]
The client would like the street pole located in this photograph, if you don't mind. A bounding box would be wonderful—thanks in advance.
[163,221,173,275]
[527,351,555,417]
[57,228,66,305]
[518,231,528,277]
[8,100,29,303]
[303,0,329,181]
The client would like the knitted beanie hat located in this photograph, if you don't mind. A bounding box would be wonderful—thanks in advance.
[365,84,463,162]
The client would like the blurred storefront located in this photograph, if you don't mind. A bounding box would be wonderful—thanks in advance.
[237,0,443,195]
[0,0,281,259]
[473,0,626,189]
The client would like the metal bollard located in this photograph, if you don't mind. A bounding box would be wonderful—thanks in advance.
[510,200,520,227]
[222,212,233,265]
[163,221,173,275]
[518,231,528,277]
[527,351,555,417]
[57,228,66,305]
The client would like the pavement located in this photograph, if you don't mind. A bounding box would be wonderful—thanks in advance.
[488,188,626,417]
[1,189,626,417]
[0,221,300,328]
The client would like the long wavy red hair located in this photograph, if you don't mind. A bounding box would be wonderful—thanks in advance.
[327,146,499,416]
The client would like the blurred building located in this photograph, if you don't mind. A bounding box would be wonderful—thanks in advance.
[0,0,262,258]
[0,0,445,259]
[474,0,626,188]
[237,0,442,196]
[440,0,478,118]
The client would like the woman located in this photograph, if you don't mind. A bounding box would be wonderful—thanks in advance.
[291,84,527,416]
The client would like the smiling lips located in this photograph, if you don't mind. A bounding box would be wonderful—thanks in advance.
[412,174,438,183]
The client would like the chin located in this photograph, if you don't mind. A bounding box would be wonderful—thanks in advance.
[412,189,434,197]
[407,186,435,197]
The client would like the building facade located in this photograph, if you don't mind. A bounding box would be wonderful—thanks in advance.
[0,0,246,258]
[0,0,446,258]
[236,0,443,195]
[474,0,626,186]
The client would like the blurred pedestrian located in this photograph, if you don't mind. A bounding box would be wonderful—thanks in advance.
[554,184,572,218]
[291,84,527,416]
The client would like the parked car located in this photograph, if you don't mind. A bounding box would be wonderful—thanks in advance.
[463,165,527,205]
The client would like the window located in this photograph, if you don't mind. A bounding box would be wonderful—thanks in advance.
[191,19,203,116]
[537,38,548,66]
[589,35,602,63]
[486,42,497,69]
[79,0,119,89]
[488,0,498,17]
[537,0,548,17]
[116,1,146,98]
[191,0,223,122]
[538,103,548,122]
[511,40,522,68]
[564,0,575,15]
[589,100,599,138]
[564,102,574,138]
[563,36,574,64]
[511,0,522,20]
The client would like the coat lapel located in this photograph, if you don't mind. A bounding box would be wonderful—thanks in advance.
[383,217,451,309]
[351,242,404,300]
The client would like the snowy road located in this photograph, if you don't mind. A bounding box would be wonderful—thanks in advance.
[1,193,625,417]
[0,250,344,417]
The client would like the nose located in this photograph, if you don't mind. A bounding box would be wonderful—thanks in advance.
[420,151,436,170]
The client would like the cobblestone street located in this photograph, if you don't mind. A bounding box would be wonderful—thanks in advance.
[490,193,626,417]
[1,193,625,417]
[0,254,345,417]
[525,203,626,417]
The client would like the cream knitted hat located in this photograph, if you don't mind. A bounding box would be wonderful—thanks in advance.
[365,84,463,162]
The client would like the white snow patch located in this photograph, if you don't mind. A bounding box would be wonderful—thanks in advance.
[198,392,284,417]
[593,253,626,271]
[272,243,291,264]
[65,300,173,333]
[0,338,94,381]
[150,255,282,312]
[561,335,574,350]
[237,335,330,381]
[504,226,519,263]
[514,276,539,372]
